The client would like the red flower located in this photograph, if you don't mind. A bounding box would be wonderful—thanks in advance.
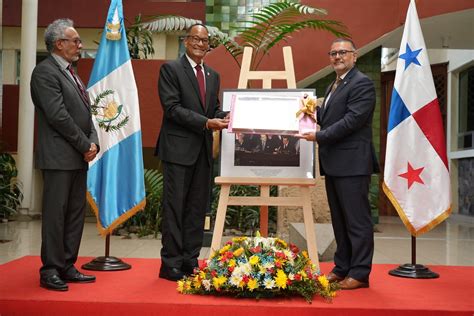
[294,274,302,281]
[290,243,299,254]
[287,279,292,285]
[228,266,234,273]
[211,270,218,277]
[226,251,234,259]
[276,252,286,259]
[275,261,282,268]
[250,246,262,253]
[242,275,250,284]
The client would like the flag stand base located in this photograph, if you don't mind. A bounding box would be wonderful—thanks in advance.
[389,263,439,279]
[82,256,131,271]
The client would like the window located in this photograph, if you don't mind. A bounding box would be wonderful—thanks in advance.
[458,66,474,150]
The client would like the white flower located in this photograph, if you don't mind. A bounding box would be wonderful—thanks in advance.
[263,278,276,289]
[262,262,274,270]
[240,262,252,275]
[202,279,211,291]
[288,273,295,280]
[230,275,242,287]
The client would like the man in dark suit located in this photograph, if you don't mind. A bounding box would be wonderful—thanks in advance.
[155,24,229,281]
[30,19,98,291]
[298,38,379,290]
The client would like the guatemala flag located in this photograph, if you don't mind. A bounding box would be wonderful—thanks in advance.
[86,0,146,236]
[383,0,451,236]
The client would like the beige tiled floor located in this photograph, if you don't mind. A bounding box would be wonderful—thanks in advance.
[1,215,473,266]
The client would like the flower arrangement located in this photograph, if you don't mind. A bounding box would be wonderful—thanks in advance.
[177,234,338,302]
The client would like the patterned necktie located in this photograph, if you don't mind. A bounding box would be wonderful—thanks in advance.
[330,77,341,94]
[67,65,88,101]
[195,64,206,109]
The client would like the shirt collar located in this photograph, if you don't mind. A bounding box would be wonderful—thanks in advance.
[51,53,71,71]
[185,54,203,69]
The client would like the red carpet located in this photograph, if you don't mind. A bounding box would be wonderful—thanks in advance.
[0,256,472,316]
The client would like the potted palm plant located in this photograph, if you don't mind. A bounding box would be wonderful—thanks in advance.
[0,150,23,221]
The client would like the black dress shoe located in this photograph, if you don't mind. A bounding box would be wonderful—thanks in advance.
[61,272,96,283]
[40,275,68,291]
[159,266,184,281]
[182,264,199,276]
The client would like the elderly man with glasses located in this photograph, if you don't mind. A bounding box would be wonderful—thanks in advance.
[155,23,229,281]
[30,18,98,291]
[298,38,379,290]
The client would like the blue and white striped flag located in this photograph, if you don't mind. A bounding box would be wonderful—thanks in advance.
[86,0,146,236]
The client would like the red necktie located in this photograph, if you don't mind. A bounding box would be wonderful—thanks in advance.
[68,65,88,101]
[195,64,206,109]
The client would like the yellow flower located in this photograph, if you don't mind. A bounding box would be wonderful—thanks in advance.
[275,269,288,289]
[318,275,329,289]
[232,236,248,243]
[302,250,309,258]
[258,264,266,274]
[228,258,236,267]
[276,238,288,248]
[249,255,260,265]
[300,270,308,279]
[185,280,192,291]
[193,275,202,288]
[233,247,244,257]
[247,278,258,291]
[177,280,185,293]
[219,244,231,254]
[212,276,227,289]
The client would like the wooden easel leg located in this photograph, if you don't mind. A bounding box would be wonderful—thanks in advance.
[301,186,320,271]
[259,185,270,237]
[210,184,230,252]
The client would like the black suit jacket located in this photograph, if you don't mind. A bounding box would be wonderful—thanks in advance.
[316,67,379,176]
[155,55,227,166]
[31,55,98,170]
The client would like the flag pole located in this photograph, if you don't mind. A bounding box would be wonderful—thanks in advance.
[82,234,131,271]
[388,235,438,278]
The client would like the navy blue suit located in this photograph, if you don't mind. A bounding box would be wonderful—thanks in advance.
[316,67,379,282]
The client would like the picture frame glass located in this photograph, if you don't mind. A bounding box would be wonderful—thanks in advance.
[220,89,316,179]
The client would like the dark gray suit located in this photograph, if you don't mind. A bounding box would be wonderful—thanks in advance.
[31,55,98,278]
[155,55,226,271]
[316,67,378,282]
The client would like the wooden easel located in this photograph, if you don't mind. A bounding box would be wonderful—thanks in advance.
[211,46,319,269]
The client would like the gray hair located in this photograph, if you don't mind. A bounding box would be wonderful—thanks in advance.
[44,18,74,53]
[332,38,357,50]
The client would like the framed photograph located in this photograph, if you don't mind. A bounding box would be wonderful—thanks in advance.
[220,89,316,179]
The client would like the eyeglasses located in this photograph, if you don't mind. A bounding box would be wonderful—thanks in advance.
[60,38,82,46]
[328,50,354,58]
[187,35,210,45]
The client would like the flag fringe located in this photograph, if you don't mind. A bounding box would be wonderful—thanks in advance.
[87,192,147,237]
[382,182,451,237]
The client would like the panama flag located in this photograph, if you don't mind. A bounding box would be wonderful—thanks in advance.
[86,0,146,236]
[383,0,451,236]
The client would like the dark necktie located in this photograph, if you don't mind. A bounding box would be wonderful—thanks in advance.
[67,65,88,101]
[195,64,206,109]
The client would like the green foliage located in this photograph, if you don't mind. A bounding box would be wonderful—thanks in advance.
[210,184,278,234]
[126,14,155,59]
[0,153,23,219]
[218,0,348,70]
[118,169,163,237]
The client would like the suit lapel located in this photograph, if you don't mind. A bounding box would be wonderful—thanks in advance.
[321,68,357,120]
[204,65,212,114]
[49,56,90,108]
[181,56,205,113]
